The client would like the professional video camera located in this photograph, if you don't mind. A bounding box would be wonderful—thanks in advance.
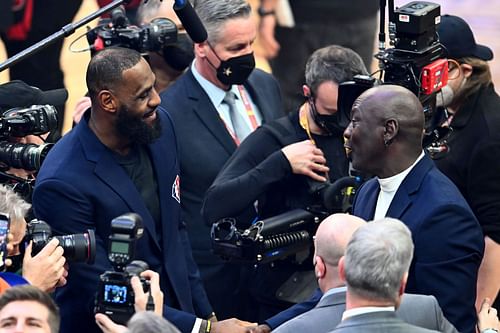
[338,1,449,148]
[0,105,58,171]
[95,213,151,325]
[21,219,96,264]
[211,176,362,264]
[86,6,178,55]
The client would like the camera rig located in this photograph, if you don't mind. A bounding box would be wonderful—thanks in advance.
[338,1,449,148]
[211,176,362,264]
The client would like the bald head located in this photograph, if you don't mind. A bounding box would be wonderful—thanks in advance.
[315,214,366,266]
[355,85,424,147]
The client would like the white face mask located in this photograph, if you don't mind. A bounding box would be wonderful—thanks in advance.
[436,85,454,108]
[436,77,467,108]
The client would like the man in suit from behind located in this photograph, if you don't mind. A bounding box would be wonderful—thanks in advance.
[333,218,439,333]
[159,0,283,320]
[272,214,457,333]
[344,85,484,333]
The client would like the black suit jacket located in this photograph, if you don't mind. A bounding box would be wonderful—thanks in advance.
[159,68,283,317]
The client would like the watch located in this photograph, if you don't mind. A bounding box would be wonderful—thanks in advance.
[257,7,275,17]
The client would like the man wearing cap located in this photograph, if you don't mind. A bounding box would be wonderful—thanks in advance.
[432,14,500,310]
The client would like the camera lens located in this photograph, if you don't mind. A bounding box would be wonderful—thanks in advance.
[0,142,53,171]
[54,229,96,264]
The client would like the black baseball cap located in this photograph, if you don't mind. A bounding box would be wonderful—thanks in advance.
[0,80,68,111]
[438,14,493,61]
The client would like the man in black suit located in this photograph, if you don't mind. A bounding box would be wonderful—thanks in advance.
[333,218,440,333]
[159,0,284,320]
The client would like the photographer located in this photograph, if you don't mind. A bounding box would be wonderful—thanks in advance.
[0,185,67,293]
[202,45,368,320]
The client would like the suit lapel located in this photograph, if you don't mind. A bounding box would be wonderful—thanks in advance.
[244,78,271,122]
[78,116,161,251]
[386,155,434,219]
[185,70,237,154]
[354,181,380,220]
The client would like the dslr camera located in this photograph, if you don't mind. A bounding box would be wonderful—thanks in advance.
[21,219,96,264]
[0,105,58,171]
[94,213,150,325]
[86,6,178,55]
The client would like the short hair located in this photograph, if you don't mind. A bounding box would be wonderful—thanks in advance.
[305,45,369,96]
[127,311,181,333]
[86,47,143,102]
[344,218,414,302]
[0,185,30,221]
[0,285,60,333]
[192,0,251,44]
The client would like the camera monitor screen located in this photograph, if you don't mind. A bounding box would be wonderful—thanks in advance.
[111,241,129,254]
[103,284,128,304]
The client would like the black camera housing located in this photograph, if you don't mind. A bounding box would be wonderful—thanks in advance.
[94,213,147,325]
[86,7,177,55]
[22,219,96,264]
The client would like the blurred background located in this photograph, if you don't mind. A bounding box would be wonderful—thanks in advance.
[0,0,499,134]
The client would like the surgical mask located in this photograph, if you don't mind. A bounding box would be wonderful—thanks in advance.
[162,33,194,71]
[209,45,255,85]
[436,85,454,108]
[308,97,344,137]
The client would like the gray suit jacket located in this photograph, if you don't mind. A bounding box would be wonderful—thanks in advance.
[273,290,458,333]
[332,311,440,333]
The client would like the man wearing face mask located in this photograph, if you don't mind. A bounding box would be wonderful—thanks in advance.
[432,14,500,311]
[137,0,195,93]
[202,45,368,321]
[158,0,284,322]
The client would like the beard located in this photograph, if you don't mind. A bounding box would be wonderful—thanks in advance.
[115,105,162,145]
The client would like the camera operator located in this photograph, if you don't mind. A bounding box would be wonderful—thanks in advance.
[431,14,500,311]
[95,269,167,333]
[0,185,67,294]
[202,45,368,321]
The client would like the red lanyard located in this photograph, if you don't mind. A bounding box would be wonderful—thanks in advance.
[220,85,259,145]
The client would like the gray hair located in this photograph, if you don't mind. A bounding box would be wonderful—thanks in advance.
[305,45,368,96]
[127,311,180,333]
[344,218,414,302]
[192,0,251,44]
[0,185,30,221]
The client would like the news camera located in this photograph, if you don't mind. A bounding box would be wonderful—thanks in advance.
[86,6,178,56]
[94,213,151,325]
[338,1,449,148]
[211,176,362,264]
[21,219,96,264]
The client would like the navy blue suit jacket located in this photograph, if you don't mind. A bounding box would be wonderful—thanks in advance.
[32,110,212,333]
[353,155,483,333]
[266,156,483,333]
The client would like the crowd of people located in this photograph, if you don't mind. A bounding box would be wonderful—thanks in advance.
[0,0,499,333]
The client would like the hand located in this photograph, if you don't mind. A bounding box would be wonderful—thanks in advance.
[477,298,499,332]
[131,270,163,315]
[249,324,271,333]
[95,313,127,333]
[22,238,67,292]
[258,15,280,59]
[211,318,256,333]
[281,140,329,182]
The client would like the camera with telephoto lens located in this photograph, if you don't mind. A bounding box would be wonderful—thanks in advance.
[21,219,96,264]
[94,213,150,325]
[86,6,177,56]
[0,105,58,171]
[338,1,449,149]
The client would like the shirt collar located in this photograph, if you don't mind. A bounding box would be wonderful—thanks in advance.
[342,306,395,321]
[191,59,227,108]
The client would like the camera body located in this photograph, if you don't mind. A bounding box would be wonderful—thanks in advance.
[211,176,361,264]
[87,7,177,55]
[22,219,96,264]
[94,213,147,325]
[0,105,58,171]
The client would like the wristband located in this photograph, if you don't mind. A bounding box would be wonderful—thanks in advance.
[206,320,211,333]
[257,7,275,17]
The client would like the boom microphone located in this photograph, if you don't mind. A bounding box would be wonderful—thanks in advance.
[173,0,208,43]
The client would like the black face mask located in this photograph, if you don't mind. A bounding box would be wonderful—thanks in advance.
[209,45,255,85]
[162,33,195,72]
[308,97,345,137]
